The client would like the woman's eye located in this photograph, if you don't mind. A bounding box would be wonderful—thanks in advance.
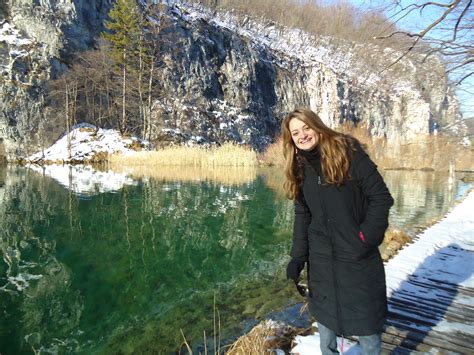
[304,127,310,131]
[292,132,298,136]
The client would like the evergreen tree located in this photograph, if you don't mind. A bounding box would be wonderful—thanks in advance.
[103,0,141,134]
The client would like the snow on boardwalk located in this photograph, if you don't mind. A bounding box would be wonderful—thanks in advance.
[291,191,474,354]
[382,190,474,354]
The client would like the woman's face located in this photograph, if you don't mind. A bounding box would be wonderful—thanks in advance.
[289,117,318,151]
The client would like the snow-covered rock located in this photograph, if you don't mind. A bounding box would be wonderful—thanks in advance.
[25,123,149,164]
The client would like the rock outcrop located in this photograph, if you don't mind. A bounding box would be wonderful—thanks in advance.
[148,1,460,150]
[0,0,462,159]
[0,0,112,160]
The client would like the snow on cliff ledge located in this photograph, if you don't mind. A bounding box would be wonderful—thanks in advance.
[26,123,149,164]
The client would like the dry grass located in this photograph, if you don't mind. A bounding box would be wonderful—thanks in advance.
[381,229,411,261]
[109,164,257,186]
[258,137,284,167]
[179,319,305,354]
[260,124,473,172]
[371,135,473,172]
[225,320,302,355]
[341,122,473,172]
[109,142,257,167]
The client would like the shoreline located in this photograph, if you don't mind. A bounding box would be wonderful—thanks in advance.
[7,124,474,173]
[8,159,474,174]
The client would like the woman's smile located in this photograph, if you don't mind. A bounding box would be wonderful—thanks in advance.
[289,117,318,151]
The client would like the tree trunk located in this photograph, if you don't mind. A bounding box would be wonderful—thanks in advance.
[122,48,127,134]
[138,35,144,140]
[147,57,155,142]
[65,80,71,160]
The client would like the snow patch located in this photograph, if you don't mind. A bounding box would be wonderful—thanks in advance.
[26,123,149,164]
[291,325,361,354]
[0,22,32,47]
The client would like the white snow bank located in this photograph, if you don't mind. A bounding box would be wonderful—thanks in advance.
[26,123,149,164]
[385,190,474,294]
[25,123,148,195]
[291,326,361,354]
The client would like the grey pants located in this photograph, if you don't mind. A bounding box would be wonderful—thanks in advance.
[317,322,382,355]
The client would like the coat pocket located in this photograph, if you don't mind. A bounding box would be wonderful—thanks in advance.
[333,222,373,261]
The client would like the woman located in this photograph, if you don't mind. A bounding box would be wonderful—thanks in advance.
[282,108,394,355]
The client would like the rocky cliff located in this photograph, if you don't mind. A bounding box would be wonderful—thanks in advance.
[149,1,461,150]
[0,0,112,160]
[0,0,462,159]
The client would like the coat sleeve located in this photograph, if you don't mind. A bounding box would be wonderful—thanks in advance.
[290,192,312,261]
[354,151,394,248]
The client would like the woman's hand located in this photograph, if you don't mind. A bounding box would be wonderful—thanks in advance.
[286,258,306,281]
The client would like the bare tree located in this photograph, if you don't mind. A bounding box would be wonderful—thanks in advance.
[373,0,473,87]
[139,1,168,141]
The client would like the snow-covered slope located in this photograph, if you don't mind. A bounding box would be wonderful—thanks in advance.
[25,123,148,164]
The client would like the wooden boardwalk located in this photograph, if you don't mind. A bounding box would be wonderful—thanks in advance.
[381,192,474,354]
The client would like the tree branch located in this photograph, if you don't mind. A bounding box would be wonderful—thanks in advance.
[375,0,469,75]
[446,58,474,73]
[451,0,472,41]
[455,71,473,85]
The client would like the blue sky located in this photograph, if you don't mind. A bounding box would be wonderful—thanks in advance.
[347,0,473,118]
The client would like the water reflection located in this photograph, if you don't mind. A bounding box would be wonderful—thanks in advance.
[260,167,471,236]
[382,170,470,234]
[0,165,470,353]
[0,166,293,353]
[28,164,137,196]
[110,165,258,186]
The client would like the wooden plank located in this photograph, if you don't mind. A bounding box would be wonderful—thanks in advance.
[388,302,474,325]
[383,322,473,351]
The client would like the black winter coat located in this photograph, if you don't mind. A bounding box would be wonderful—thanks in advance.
[290,146,394,336]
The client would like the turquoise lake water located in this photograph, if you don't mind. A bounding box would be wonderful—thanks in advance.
[0,166,470,354]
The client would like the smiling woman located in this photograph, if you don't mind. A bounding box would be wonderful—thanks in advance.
[281,108,394,354]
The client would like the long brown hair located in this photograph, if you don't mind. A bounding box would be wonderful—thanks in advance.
[282,108,359,200]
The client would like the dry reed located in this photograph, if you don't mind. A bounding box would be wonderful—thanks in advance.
[381,229,411,261]
[225,320,301,355]
[258,137,285,167]
[108,143,257,168]
[260,124,473,172]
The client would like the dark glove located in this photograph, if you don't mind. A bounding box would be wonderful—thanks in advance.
[286,258,305,281]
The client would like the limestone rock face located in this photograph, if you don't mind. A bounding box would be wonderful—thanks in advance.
[148,1,460,150]
[0,0,112,160]
[0,0,461,159]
